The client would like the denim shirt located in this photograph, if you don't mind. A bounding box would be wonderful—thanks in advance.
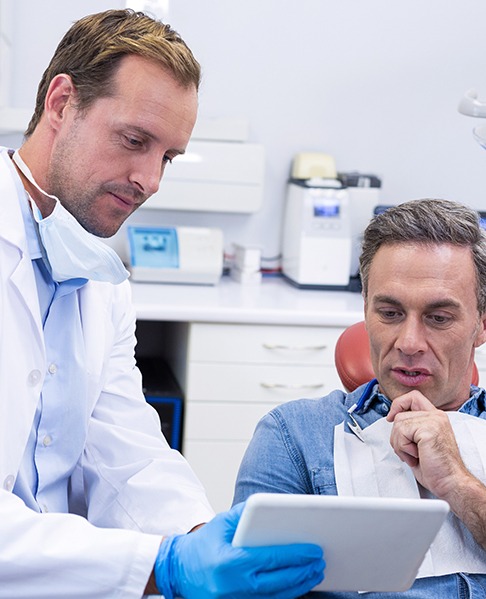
[233,383,486,598]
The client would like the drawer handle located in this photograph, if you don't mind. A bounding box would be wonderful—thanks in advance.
[262,343,327,351]
[260,382,324,389]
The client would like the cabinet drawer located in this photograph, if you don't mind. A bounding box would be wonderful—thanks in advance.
[186,363,342,402]
[184,401,276,441]
[188,322,344,365]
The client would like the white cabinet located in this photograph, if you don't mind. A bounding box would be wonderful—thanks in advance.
[182,322,345,512]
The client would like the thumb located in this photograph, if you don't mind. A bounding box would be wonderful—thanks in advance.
[209,501,246,543]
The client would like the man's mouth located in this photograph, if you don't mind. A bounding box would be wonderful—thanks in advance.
[392,368,431,386]
[110,192,134,207]
[103,184,147,210]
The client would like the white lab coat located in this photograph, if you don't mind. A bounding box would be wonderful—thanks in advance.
[0,150,215,598]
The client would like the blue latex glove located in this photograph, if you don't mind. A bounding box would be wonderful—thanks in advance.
[154,502,325,599]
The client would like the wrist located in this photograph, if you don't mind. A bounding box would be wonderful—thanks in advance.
[154,535,180,599]
[434,465,475,504]
[444,471,486,509]
[144,570,160,596]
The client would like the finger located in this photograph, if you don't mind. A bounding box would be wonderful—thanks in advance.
[227,501,246,519]
[391,409,449,437]
[252,559,326,598]
[389,417,421,466]
[210,501,245,542]
[390,426,420,465]
[391,410,431,427]
[387,391,436,421]
[391,431,420,459]
[247,543,324,570]
[394,447,419,468]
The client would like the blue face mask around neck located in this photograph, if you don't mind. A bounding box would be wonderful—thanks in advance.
[12,150,129,285]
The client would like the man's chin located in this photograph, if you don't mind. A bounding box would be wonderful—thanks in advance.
[79,214,126,238]
[378,380,421,403]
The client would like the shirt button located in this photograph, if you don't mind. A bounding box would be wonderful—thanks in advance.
[27,369,42,386]
[43,435,52,447]
[48,363,57,374]
[3,475,14,491]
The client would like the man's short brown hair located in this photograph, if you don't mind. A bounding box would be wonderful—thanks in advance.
[25,9,200,137]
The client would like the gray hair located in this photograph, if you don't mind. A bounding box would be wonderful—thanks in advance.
[359,198,486,313]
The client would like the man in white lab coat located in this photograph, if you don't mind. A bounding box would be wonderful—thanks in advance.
[0,9,324,598]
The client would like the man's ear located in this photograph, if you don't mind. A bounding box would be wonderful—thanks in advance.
[474,314,486,348]
[44,74,76,131]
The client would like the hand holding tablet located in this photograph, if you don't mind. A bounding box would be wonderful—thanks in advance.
[233,493,449,593]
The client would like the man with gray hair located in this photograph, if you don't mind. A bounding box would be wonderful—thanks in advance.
[234,198,486,597]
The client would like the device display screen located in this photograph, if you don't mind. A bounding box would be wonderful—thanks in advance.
[313,199,340,218]
[128,226,179,269]
[479,212,486,231]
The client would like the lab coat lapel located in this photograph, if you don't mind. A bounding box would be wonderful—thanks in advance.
[0,149,43,344]
[0,151,45,480]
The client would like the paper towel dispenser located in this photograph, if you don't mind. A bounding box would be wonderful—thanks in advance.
[141,139,265,213]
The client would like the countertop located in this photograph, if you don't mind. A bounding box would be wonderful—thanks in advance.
[131,275,364,326]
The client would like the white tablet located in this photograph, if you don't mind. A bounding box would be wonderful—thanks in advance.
[232,493,449,593]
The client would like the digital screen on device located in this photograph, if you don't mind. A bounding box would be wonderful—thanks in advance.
[128,226,179,269]
[313,199,340,218]
[479,211,486,231]
[373,204,393,216]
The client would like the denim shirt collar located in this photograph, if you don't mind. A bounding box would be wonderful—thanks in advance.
[351,380,486,419]
[459,386,486,418]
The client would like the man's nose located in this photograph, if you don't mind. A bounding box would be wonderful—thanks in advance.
[129,154,163,198]
[394,318,428,355]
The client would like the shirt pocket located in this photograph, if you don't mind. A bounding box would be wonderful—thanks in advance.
[311,466,337,495]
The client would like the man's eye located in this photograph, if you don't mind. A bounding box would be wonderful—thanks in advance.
[429,314,451,326]
[124,135,143,147]
[380,310,400,320]
[162,155,173,164]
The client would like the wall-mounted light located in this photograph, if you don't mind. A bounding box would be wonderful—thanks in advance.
[458,89,486,149]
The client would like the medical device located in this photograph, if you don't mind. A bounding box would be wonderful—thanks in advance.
[281,153,380,290]
[139,136,265,214]
[127,225,223,285]
[281,179,352,288]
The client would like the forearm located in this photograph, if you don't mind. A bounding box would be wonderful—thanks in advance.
[441,471,486,550]
[388,394,486,549]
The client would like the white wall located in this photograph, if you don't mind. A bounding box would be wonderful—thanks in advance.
[2,0,486,263]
